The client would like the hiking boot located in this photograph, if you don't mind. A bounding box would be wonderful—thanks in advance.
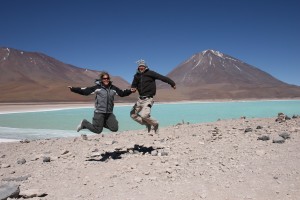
[77,120,84,132]
[154,124,159,134]
[146,124,152,133]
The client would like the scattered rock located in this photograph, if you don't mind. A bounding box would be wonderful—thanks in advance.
[20,139,30,144]
[257,135,270,141]
[2,175,31,182]
[151,150,158,156]
[0,183,20,200]
[279,132,290,140]
[17,158,26,165]
[19,189,47,198]
[61,150,69,155]
[134,177,143,183]
[105,141,115,145]
[81,134,88,140]
[244,128,253,133]
[1,116,300,199]
[144,171,150,175]
[275,113,291,123]
[273,136,285,144]
[256,125,263,129]
[1,164,11,168]
[42,157,51,162]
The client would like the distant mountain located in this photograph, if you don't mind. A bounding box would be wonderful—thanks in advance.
[1,47,299,102]
[156,50,300,100]
[0,47,133,102]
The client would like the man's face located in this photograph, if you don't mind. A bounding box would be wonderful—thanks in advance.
[138,65,146,73]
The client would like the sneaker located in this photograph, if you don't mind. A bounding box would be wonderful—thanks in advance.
[77,120,84,132]
[154,124,159,134]
[146,124,152,133]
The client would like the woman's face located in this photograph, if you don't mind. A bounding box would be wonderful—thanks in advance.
[101,75,110,86]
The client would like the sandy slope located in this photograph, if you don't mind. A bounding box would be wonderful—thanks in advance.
[0,115,300,200]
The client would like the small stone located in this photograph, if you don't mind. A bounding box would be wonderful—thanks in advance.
[244,128,253,133]
[42,157,51,162]
[20,139,30,143]
[105,141,114,145]
[112,140,118,144]
[151,150,158,156]
[257,135,270,141]
[19,189,47,198]
[61,150,69,155]
[273,136,285,144]
[17,158,26,165]
[165,168,172,174]
[161,151,168,156]
[1,164,11,168]
[148,177,157,181]
[0,183,20,199]
[144,171,150,175]
[279,132,290,140]
[81,134,88,140]
[90,152,101,157]
[134,177,143,183]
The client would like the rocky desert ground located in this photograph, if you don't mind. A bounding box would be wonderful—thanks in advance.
[1,114,300,200]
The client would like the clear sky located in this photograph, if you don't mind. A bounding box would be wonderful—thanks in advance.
[1,0,300,86]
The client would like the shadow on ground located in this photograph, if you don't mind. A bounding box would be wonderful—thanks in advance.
[86,144,155,162]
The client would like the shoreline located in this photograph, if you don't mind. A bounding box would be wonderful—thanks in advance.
[0,138,20,143]
[1,98,300,114]
[1,99,300,143]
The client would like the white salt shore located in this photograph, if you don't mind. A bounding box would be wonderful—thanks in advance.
[0,138,19,143]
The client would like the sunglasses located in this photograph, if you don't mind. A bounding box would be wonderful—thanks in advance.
[102,77,110,80]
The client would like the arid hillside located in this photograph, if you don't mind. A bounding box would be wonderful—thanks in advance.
[0,47,135,102]
[1,47,300,102]
[156,50,300,101]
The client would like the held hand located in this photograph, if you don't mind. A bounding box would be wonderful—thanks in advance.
[68,86,72,89]
[131,88,137,93]
[172,85,176,89]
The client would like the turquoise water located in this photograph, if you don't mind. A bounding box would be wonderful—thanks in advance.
[0,100,300,140]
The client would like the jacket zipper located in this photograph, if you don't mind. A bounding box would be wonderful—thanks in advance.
[106,86,111,113]
[140,73,143,95]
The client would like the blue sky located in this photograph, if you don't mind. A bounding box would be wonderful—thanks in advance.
[1,0,300,85]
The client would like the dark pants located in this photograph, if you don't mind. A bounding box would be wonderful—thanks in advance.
[82,112,118,134]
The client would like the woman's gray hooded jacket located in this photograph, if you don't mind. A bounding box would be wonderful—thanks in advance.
[70,81,131,113]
